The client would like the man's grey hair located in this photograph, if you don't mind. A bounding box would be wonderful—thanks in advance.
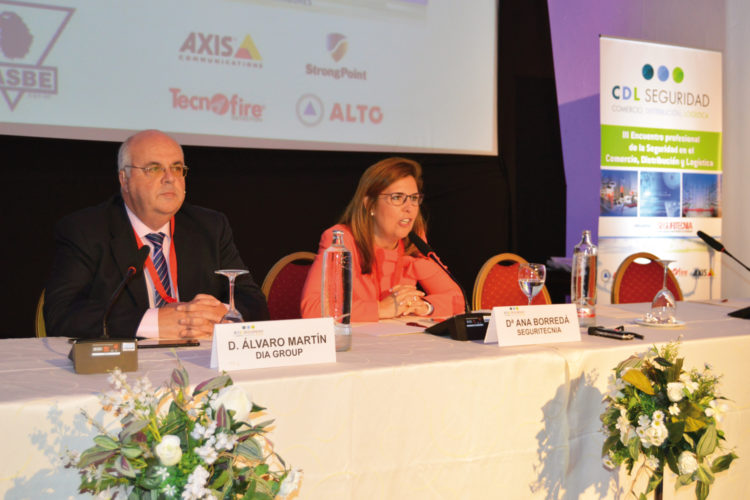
[117,135,135,176]
[117,129,181,177]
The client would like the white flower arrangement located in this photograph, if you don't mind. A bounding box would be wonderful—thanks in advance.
[65,362,302,499]
[600,342,737,500]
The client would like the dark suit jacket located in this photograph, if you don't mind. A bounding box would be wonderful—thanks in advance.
[44,195,269,338]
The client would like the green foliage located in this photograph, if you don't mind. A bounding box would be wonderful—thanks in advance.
[600,342,737,500]
[68,364,299,499]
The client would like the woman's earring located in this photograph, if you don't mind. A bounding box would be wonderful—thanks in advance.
[370,210,375,216]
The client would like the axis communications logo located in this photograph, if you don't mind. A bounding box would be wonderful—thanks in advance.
[0,2,74,111]
[170,88,265,121]
[178,32,262,69]
[296,93,382,127]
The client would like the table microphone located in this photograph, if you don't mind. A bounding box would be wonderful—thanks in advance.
[408,232,488,341]
[697,231,750,272]
[696,231,750,319]
[102,246,151,338]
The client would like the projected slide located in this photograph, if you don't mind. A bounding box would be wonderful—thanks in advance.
[0,0,498,155]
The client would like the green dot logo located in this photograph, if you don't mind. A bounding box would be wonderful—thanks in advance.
[673,67,684,83]
[642,64,654,80]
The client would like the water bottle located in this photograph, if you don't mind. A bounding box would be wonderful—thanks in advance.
[571,230,597,327]
[321,229,352,351]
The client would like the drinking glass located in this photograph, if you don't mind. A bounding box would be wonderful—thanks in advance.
[647,260,677,323]
[215,269,248,323]
[518,263,546,305]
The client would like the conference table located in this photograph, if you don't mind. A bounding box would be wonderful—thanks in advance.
[1,301,748,499]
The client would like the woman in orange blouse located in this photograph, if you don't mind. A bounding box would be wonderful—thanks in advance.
[301,157,464,322]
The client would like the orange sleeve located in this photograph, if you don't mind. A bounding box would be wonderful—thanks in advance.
[407,257,465,318]
[300,225,380,322]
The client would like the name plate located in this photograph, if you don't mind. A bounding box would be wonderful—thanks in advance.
[483,304,581,346]
[210,317,336,371]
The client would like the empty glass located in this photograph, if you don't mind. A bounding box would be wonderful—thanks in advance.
[645,260,677,324]
[214,269,248,323]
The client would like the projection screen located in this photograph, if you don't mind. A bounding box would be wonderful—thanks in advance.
[0,0,498,155]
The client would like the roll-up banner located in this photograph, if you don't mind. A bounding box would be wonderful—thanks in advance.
[598,37,722,303]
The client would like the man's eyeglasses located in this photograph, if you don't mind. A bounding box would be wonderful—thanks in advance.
[378,192,424,206]
[126,163,189,178]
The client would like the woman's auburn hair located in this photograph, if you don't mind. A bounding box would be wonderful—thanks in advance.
[339,157,427,275]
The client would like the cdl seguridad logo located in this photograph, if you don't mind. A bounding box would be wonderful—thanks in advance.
[611,62,709,106]
[0,2,74,111]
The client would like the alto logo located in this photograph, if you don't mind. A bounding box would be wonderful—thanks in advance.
[170,88,265,121]
[327,33,347,62]
[178,32,262,69]
[0,2,74,111]
[296,94,382,127]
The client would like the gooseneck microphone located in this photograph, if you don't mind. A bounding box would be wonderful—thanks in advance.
[696,231,750,319]
[697,231,750,272]
[408,231,487,340]
[102,246,151,338]
[408,232,472,312]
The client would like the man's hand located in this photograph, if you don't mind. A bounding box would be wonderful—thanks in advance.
[158,294,228,339]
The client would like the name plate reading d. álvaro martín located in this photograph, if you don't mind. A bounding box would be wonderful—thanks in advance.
[211,317,336,371]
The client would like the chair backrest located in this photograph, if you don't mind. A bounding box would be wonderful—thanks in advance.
[611,252,684,304]
[472,253,552,310]
[35,289,46,337]
[261,251,317,320]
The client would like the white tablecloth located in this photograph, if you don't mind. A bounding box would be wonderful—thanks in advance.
[1,301,748,499]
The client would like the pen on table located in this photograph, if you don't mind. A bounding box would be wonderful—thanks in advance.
[406,322,431,329]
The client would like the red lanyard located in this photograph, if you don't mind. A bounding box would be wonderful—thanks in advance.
[133,217,178,304]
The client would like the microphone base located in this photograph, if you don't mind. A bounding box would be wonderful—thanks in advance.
[425,313,489,341]
[68,338,139,374]
[728,306,750,319]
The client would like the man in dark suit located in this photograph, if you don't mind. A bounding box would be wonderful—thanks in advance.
[44,129,269,339]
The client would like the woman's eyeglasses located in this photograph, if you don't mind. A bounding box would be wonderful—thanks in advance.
[378,192,424,206]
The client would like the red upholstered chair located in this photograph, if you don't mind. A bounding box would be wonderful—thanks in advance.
[611,252,684,304]
[261,252,316,320]
[472,253,552,310]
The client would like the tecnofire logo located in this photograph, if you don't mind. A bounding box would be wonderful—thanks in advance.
[170,88,265,122]
[178,32,262,69]
[0,2,74,111]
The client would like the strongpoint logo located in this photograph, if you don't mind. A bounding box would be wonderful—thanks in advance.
[305,33,367,81]
[296,93,383,127]
[178,32,262,69]
[0,2,74,111]
[327,33,347,62]
[170,88,265,122]
[610,62,709,107]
